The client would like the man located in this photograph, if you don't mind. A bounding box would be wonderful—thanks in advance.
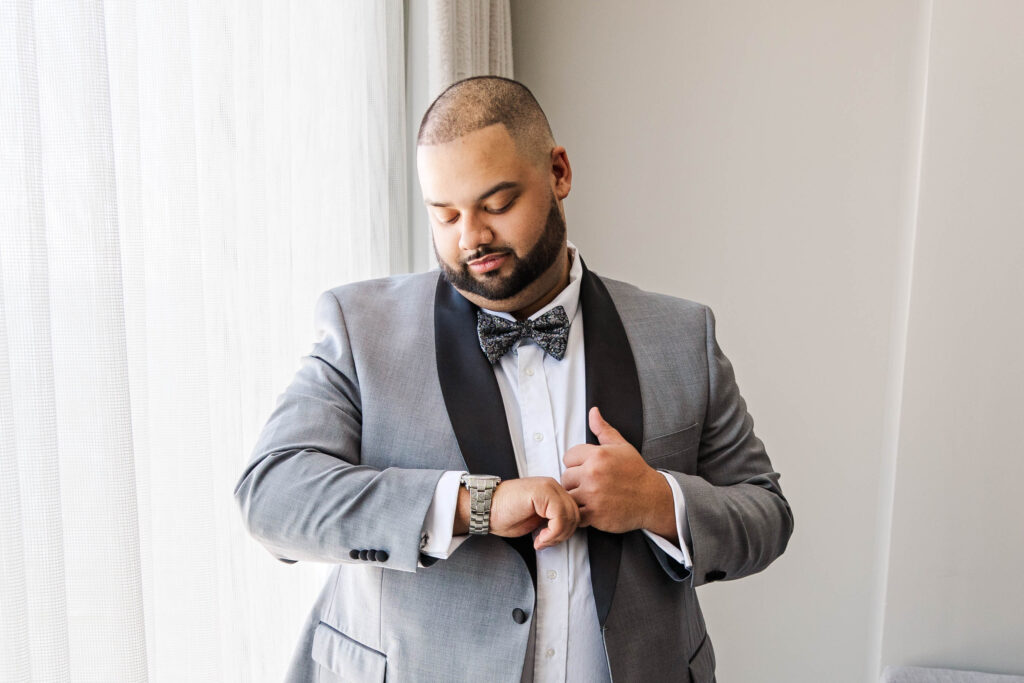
[234,76,793,683]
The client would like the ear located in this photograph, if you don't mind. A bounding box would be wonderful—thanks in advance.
[550,146,572,200]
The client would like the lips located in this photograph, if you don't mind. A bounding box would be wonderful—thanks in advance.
[467,253,508,274]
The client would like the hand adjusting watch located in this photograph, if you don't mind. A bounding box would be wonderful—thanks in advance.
[459,474,501,534]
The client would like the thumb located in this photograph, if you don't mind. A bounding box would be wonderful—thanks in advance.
[589,406,626,445]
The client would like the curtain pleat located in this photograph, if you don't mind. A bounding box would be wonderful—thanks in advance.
[427,0,514,99]
[2,1,76,679]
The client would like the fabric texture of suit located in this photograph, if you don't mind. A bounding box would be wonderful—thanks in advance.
[234,261,794,682]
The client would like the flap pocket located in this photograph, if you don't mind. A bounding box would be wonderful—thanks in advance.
[311,621,386,682]
[687,631,716,683]
[642,422,700,464]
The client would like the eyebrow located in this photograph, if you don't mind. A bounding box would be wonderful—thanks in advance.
[425,181,520,208]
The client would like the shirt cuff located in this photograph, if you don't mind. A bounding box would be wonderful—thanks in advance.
[641,471,694,570]
[419,470,470,560]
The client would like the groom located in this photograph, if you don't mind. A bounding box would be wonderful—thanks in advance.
[235,76,793,682]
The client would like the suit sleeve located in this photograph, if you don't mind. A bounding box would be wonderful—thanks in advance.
[233,289,445,572]
[653,305,794,587]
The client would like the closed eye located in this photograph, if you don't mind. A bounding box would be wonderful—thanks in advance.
[485,199,514,214]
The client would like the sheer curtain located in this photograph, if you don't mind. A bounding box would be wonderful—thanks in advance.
[0,0,407,680]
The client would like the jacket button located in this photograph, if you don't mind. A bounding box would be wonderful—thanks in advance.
[358,549,369,561]
[705,570,726,582]
[512,608,528,624]
[349,549,360,560]
[368,549,378,562]
[377,550,389,562]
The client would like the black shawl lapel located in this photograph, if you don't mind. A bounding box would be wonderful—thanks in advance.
[432,264,644,615]
[580,260,644,626]
[433,275,536,581]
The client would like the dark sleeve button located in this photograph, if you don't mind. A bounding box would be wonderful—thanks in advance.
[377,550,389,562]
[368,549,378,562]
[705,570,726,582]
[358,549,369,561]
[349,549,360,560]
[512,608,528,624]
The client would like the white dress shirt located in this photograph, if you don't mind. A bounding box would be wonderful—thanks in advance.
[420,244,693,682]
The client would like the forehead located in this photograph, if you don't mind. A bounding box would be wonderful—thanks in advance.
[417,124,534,203]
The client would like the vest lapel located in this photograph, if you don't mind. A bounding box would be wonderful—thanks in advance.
[580,261,644,627]
[433,274,536,581]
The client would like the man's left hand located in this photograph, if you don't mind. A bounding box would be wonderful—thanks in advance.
[561,407,677,540]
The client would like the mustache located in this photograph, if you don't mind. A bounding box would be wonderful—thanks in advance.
[461,246,513,265]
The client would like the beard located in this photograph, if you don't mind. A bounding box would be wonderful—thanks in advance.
[435,195,566,302]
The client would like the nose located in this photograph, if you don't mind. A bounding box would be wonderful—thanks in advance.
[457,211,493,252]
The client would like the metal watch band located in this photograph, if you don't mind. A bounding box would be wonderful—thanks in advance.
[461,474,500,535]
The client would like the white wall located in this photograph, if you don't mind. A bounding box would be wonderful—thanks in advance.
[511,1,1023,681]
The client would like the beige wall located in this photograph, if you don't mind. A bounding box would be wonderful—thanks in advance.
[511,1,1024,681]
[880,0,1024,674]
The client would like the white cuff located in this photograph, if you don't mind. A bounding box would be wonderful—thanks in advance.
[418,470,470,561]
[641,471,694,570]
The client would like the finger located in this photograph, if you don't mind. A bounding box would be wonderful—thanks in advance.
[535,526,555,549]
[554,493,581,540]
[566,485,586,509]
[589,406,626,446]
[542,511,571,546]
[536,508,574,549]
[550,493,582,544]
[564,484,592,528]
[566,491,582,533]
[566,490,594,531]
[532,487,573,549]
[560,466,581,492]
[563,444,593,469]
[558,485,582,526]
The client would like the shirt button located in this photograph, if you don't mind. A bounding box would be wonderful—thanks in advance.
[546,570,557,580]
[525,367,534,376]
[533,432,544,442]
[545,648,555,658]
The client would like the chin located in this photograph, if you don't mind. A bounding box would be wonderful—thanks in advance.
[466,289,523,311]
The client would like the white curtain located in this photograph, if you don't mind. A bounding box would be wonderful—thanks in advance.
[427,0,513,99]
[0,0,407,680]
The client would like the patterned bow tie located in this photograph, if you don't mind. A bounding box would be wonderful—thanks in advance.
[476,306,571,364]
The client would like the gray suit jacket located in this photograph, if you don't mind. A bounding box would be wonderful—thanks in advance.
[234,263,793,682]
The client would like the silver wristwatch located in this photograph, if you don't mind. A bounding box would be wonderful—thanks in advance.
[460,474,501,535]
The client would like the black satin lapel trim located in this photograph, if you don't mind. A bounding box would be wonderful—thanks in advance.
[433,275,536,583]
[580,261,644,626]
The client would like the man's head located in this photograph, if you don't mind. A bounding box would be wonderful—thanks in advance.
[417,76,572,318]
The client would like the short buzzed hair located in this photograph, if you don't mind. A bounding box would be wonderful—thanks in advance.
[417,76,556,168]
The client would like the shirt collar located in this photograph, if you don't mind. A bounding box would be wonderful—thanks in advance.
[481,241,583,323]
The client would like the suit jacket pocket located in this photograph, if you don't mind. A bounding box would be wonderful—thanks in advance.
[642,422,700,469]
[311,621,386,683]
[687,631,716,683]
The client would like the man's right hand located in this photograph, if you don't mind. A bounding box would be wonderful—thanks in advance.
[455,477,580,550]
